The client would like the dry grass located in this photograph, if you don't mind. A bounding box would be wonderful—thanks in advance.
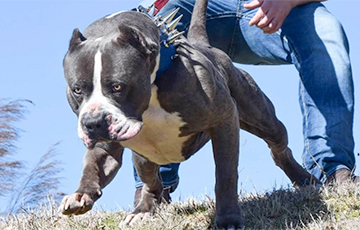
[0,99,63,214]
[2,182,360,229]
[0,99,29,197]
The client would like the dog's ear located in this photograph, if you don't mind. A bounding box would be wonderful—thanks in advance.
[68,28,87,53]
[116,25,158,58]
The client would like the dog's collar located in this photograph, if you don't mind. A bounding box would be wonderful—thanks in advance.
[136,5,184,77]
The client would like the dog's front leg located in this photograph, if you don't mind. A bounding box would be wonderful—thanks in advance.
[210,113,244,229]
[123,151,162,225]
[60,142,124,215]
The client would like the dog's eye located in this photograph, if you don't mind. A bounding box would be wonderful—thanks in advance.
[112,84,122,93]
[73,87,82,95]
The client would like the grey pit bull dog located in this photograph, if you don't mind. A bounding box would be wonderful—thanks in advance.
[60,0,318,228]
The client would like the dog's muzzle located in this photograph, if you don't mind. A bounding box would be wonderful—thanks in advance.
[79,110,143,148]
[81,111,110,141]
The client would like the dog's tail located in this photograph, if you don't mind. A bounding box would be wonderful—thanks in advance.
[187,0,209,45]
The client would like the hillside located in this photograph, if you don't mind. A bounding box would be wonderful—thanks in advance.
[2,182,360,229]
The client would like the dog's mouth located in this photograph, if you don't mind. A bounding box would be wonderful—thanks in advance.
[79,116,143,149]
[108,118,143,142]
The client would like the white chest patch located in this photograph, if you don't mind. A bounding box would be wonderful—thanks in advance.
[120,85,191,165]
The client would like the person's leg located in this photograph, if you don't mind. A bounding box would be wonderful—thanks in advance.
[281,3,354,182]
[134,163,180,189]
[237,2,355,182]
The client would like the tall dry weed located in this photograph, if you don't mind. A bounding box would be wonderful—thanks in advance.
[0,99,63,214]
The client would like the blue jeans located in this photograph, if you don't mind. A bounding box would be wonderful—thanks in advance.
[134,162,180,189]
[135,0,355,184]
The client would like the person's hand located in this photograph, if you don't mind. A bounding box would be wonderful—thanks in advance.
[244,0,299,34]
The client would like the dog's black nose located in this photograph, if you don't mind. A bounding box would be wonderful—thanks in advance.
[81,112,109,139]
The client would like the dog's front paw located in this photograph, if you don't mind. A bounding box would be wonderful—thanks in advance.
[121,212,151,227]
[59,192,97,215]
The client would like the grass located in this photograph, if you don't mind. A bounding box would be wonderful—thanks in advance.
[0,99,63,215]
[2,181,360,229]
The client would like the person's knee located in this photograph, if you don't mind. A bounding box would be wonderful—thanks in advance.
[313,6,349,50]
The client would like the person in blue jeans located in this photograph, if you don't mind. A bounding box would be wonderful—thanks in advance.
[133,0,357,204]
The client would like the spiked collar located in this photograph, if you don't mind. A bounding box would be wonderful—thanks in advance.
[136,5,184,78]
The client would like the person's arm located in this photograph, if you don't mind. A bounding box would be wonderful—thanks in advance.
[244,0,326,34]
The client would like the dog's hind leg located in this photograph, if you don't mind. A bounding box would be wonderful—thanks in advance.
[230,68,320,186]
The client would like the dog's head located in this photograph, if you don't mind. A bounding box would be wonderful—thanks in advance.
[63,12,160,149]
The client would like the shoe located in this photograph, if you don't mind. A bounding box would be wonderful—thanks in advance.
[134,186,172,208]
[326,168,360,184]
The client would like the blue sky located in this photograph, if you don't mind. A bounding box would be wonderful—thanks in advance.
[0,0,359,212]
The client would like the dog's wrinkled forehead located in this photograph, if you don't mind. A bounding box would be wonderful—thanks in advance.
[64,40,147,85]
[64,48,94,85]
